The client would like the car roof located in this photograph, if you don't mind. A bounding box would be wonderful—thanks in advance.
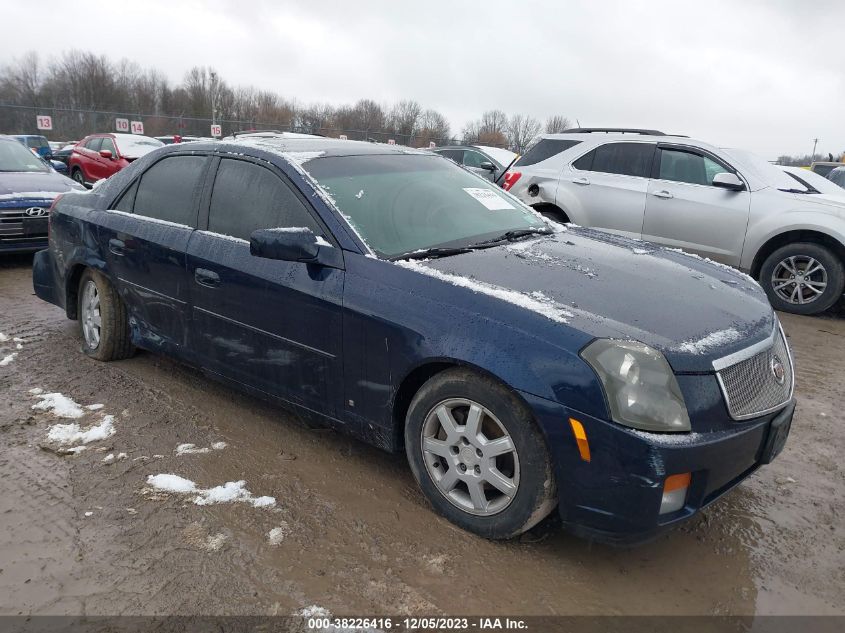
[173,137,434,158]
[538,131,722,155]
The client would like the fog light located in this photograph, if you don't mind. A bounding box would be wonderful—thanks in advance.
[660,472,691,515]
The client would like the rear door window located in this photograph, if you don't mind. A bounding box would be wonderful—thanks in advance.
[132,155,207,226]
[207,159,321,241]
[85,137,103,152]
[462,150,489,168]
[516,139,581,167]
[437,149,464,162]
[582,142,655,178]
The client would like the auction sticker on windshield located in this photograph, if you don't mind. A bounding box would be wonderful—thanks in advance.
[463,187,515,210]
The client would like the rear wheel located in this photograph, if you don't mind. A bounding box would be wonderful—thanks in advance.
[405,368,557,539]
[77,269,134,361]
[71,168,86,187]
[759,242,844,315]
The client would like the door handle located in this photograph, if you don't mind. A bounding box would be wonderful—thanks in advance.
[194,268,221,288]
[573,177,591,185]
[108,238,126,256]
[653,190,673,199]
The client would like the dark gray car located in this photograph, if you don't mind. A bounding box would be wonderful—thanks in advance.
[433,144,517,182]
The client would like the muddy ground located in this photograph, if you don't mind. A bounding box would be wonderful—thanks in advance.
[1,254,843,618]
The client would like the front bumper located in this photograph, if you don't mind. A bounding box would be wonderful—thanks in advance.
[522,390,795,545]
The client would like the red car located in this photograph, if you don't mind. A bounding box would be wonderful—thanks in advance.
[68,133,164,187]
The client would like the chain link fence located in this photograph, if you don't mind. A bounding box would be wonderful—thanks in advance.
[0,103,466,148]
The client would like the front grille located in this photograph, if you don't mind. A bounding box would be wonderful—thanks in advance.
[716,326,793,420]
[1,206,49,240]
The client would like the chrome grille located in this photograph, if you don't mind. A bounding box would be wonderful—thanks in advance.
[0,206,49,240]
[716,326,793,420]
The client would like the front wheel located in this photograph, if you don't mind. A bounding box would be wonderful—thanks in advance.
[405,368,557,539]
[78,269,135,361]
[759,242,844,315]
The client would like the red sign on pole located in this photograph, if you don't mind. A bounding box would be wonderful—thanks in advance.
[115,118,130,132]
[387,139,396,145]
[339,134,348,140]
[429,141,436,149]
[36,115,53,131]
[130,120,145,135]
[210,124,222,137]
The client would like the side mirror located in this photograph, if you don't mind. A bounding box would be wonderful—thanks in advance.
[250,227,321,262]
[712,172,744,191]
[99,149,113,159]
[478,161,497,172]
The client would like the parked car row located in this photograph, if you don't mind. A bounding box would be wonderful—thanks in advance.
[500,128,845,315]
[33,134,796,544]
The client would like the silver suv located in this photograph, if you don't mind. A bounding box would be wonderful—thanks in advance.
[503,128,845,315]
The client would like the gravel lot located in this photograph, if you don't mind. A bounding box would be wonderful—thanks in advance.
[1,254,843,617]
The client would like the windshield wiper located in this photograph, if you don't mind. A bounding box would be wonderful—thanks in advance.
[393,246,474,261]
[470,228,553,248]
[778,188,810,194]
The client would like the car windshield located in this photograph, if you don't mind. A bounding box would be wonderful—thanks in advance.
[722,148,804,191]
[303,154,547,258]
[114,135,164,159]
[0,140,50,173]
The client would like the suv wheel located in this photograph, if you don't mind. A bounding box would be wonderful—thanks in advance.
[759,242,844,315]
[78,269,135,361]
[71,168,86,187]
[405,368,557,539]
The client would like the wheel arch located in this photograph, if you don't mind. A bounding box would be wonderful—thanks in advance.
[391,358,537,451]
[750,229,845,279]
[530,202,570,223]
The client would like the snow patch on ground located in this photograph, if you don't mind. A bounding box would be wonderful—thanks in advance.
[0,353,16,366]
[267,523,291,545]
[86,403,105,411]
[175,441,227,455]
[47,415,116,445]
[32,392,86,418]
[677,328,744,354]
[0,333,8,342]
[146,474,276,508]
[28,387,43,395]
[396,260,573,324]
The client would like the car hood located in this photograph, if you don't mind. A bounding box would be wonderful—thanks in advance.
[414,227,775,373]
[799,193,845,214]
[0,171,82,201]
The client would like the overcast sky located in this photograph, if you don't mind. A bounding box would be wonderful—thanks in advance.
[3,0,843,158]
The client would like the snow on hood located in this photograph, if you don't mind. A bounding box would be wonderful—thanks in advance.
[0,171,83,199]
[395,228,775,372]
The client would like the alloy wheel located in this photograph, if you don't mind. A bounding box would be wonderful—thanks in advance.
[421,398,520,516]
[771,255,828,305]
[81,280,102,349]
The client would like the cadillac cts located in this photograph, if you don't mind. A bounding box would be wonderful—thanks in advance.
[32,138,795,543]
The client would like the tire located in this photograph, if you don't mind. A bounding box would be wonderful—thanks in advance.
[77,269,135,361]
[759,242,844,315]
[404,368,557,539]
[71,168,86,187]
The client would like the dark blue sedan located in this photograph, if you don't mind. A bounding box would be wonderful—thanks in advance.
[32,138,795,543]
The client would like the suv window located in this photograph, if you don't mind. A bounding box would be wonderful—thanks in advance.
[207,159,321,241]
[829,168,845,187]
[516,139,581,167]
[100,137,117,156]
[574,142,655,178]
[658,148,727,186]
[132,155,207,226]
[85,137,103,152]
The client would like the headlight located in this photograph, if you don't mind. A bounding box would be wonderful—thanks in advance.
[581,339,690,432]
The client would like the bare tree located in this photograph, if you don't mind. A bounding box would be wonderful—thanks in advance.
[545,115,571,133]
[508,114,541,153]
